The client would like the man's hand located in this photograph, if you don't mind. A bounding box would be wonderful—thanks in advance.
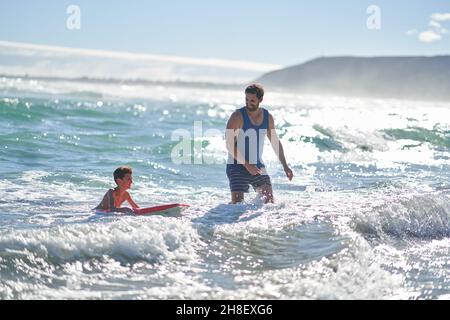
[284,167,294,181]
[245,164,262,176]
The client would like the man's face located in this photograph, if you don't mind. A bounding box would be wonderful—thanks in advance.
[245,93,262,112]
[118,173,133,189]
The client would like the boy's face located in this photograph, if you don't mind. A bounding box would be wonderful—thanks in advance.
[117,173,133,189]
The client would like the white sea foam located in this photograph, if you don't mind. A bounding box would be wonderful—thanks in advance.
[354,193,450,240]
[0,217,200,264]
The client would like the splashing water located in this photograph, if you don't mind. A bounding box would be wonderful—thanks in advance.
[1,77,450,299]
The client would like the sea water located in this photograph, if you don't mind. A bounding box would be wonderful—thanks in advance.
[1,76,450,299]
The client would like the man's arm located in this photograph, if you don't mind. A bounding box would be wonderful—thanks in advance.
[226,111,262,176]
[267,114,294,181]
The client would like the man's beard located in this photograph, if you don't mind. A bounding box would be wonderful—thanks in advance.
[246,104,258,112]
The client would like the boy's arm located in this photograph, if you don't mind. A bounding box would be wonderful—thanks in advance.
[267,114,294,181]
[96,190,113,211]
[125,192,139,209]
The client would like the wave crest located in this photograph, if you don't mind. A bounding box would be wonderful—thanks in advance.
[354,194,450,240]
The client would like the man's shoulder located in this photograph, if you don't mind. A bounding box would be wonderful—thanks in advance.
[231,108,244,116]
[264,108,273,118]
[265,109,275,128]
[229,109,244,122]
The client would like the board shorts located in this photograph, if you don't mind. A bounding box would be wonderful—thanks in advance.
[226,164,272,193]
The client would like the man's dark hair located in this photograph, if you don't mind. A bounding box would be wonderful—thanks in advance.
[113,166,132,184]
[245,84,264,100]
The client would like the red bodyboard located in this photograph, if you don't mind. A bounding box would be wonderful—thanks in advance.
[133,204,189,215]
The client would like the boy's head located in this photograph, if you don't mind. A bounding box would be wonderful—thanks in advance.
[113,166,133,189]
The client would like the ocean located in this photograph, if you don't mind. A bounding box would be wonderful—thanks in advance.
[1,76,450,299]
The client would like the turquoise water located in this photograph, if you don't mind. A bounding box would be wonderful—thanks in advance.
[1,77,450,299]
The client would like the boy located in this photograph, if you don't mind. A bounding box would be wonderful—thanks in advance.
[94,166,139,213]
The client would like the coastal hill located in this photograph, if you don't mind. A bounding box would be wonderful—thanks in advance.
[257,56,450,101]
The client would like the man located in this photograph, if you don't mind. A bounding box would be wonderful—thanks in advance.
[225,84,293,204]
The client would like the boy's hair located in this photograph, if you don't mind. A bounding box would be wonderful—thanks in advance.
[245,83,264,100]
[113,166,132,184]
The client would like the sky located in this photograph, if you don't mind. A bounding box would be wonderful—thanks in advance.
[0,0,449,68]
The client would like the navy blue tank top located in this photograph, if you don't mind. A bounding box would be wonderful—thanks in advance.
[228,107,269,168]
